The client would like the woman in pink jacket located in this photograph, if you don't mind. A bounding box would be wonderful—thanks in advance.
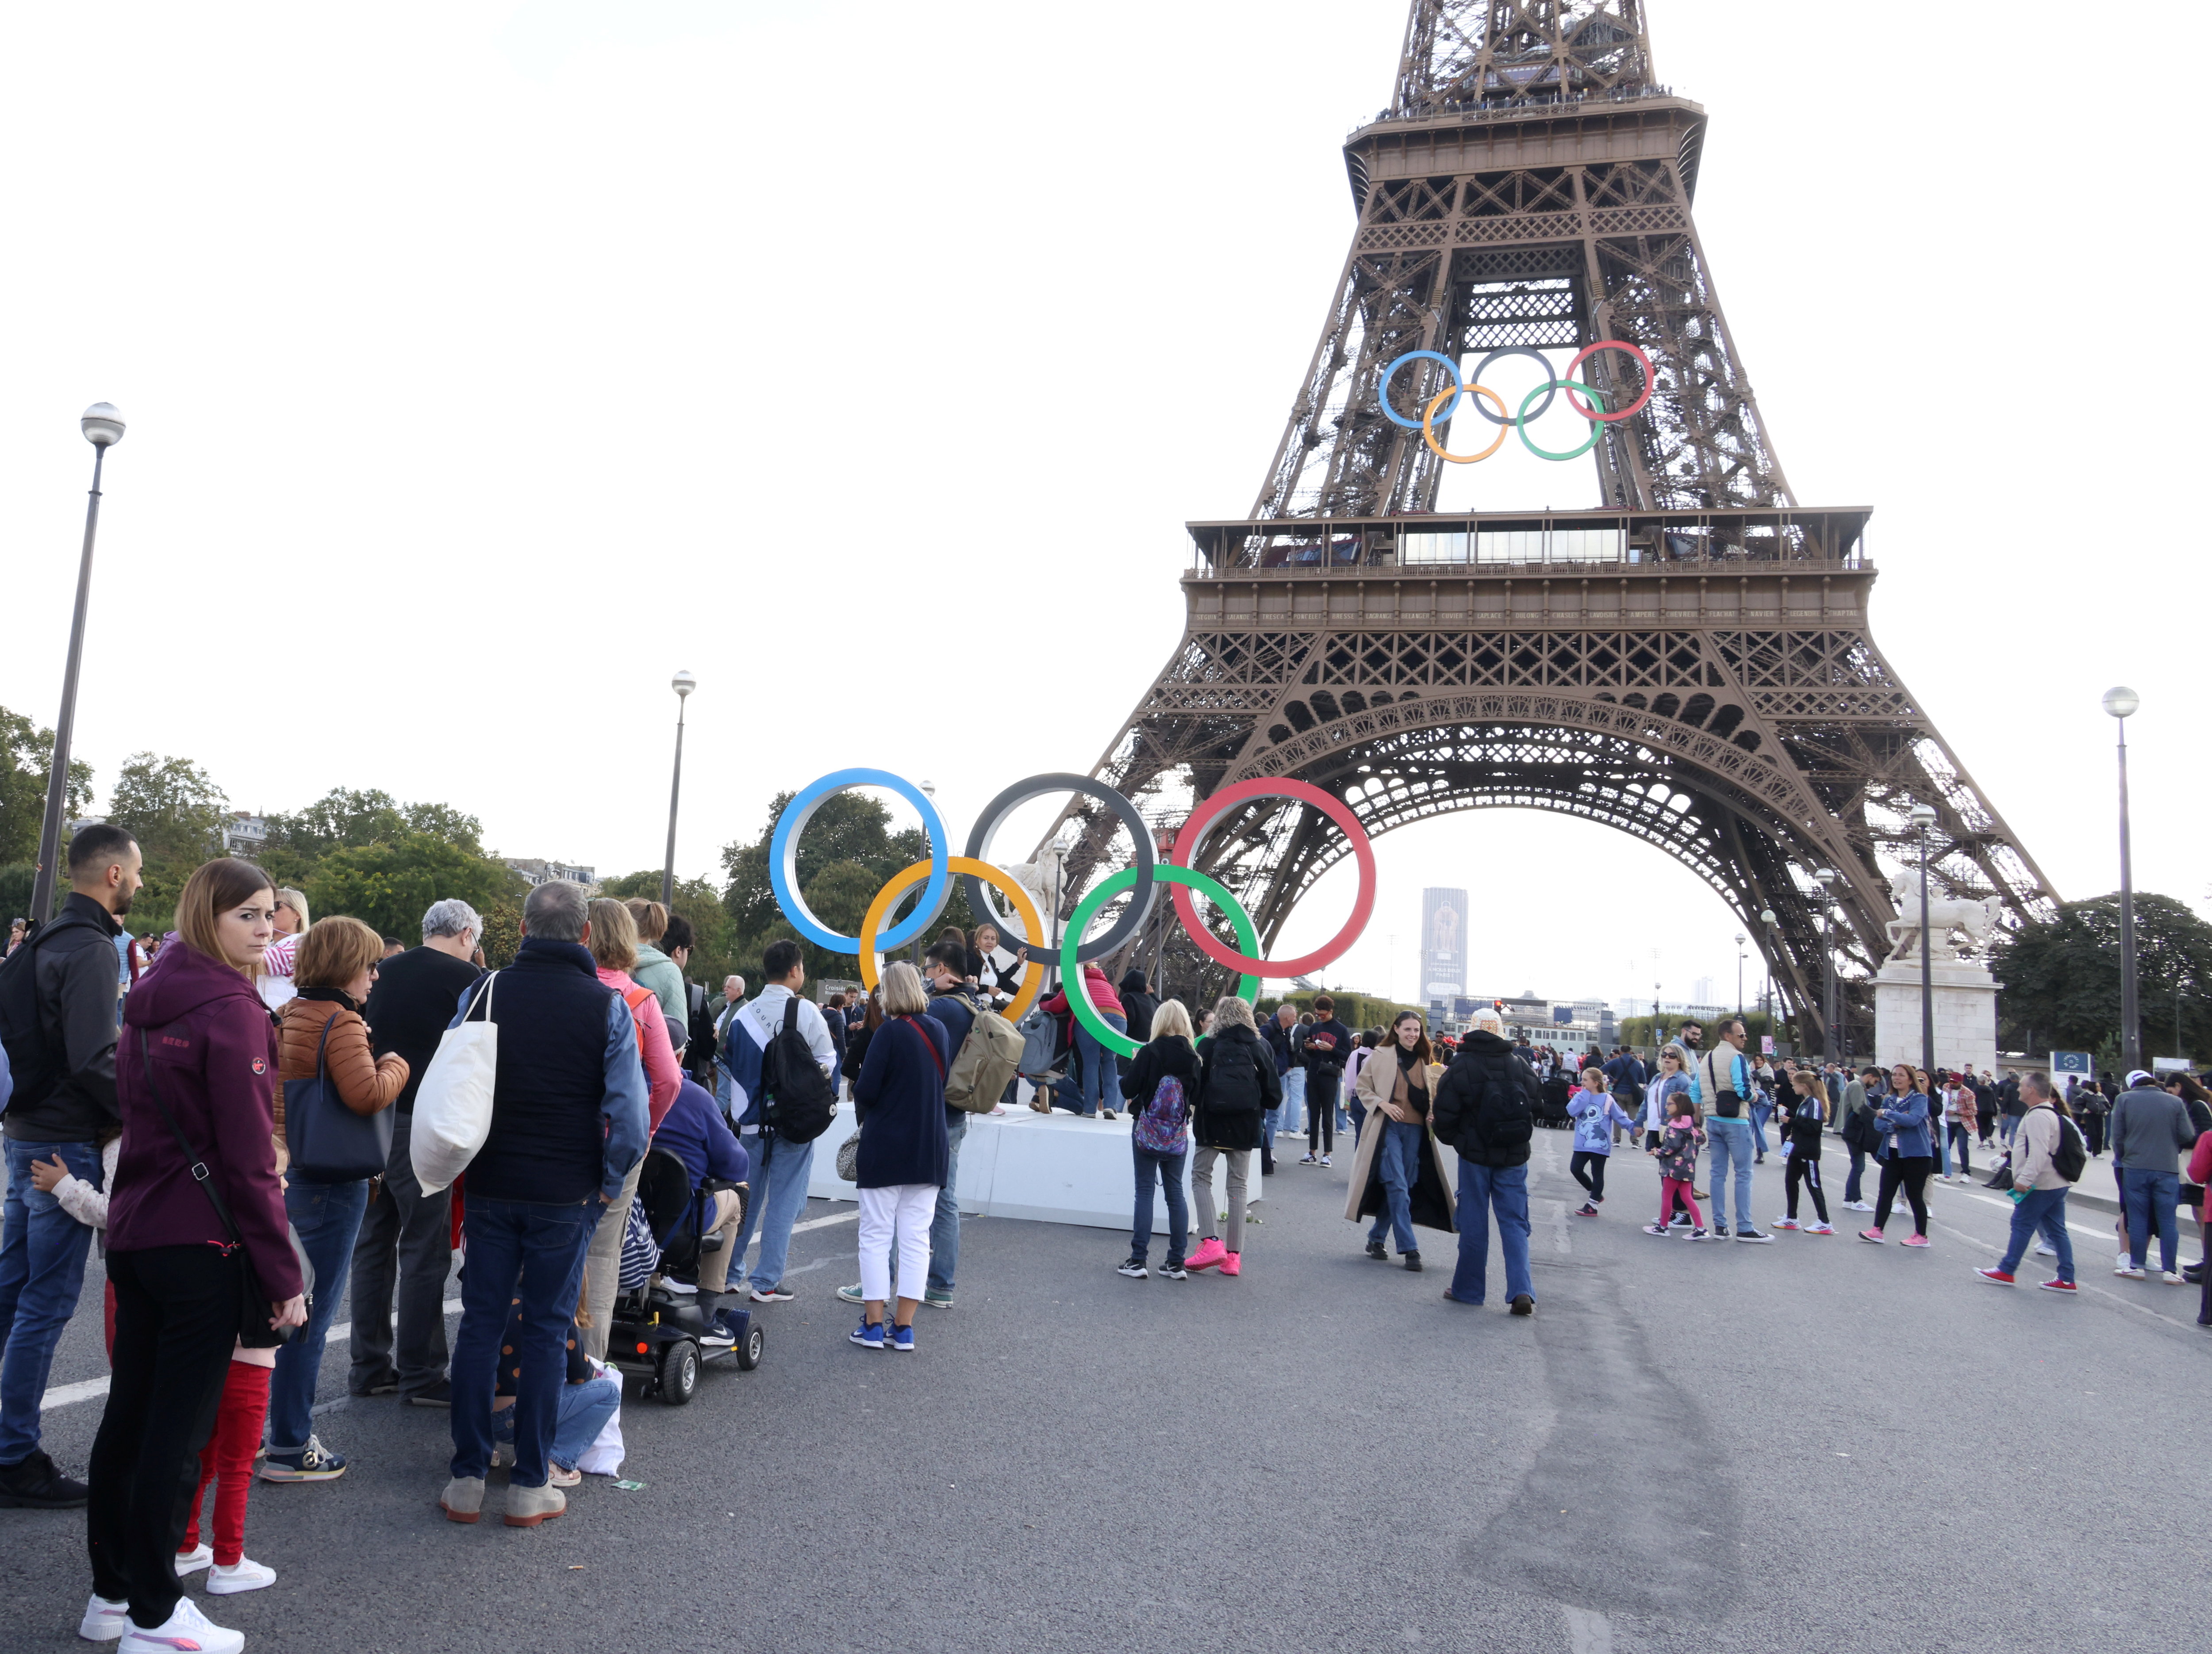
[1042,963,1125,1118]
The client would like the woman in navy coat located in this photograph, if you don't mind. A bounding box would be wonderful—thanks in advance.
[849,962,951,1351]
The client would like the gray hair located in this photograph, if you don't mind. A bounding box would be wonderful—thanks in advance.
[522,879,591,943]
[2021,1071,2052,1101]
[881,960,929,1017]
[421,898,484,943]
[1210,994,1256,1032]
[723,975,745,994]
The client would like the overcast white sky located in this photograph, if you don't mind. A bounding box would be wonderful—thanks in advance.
[2,1,2202,1009]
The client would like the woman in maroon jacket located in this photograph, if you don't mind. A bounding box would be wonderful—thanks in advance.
[82,859,304,1654]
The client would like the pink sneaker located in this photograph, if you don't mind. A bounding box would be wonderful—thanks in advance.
[1220,1251,1241,1277]
[1901,1233,1931,1248]
[1858,1229,1885,1244]
[1184,1238,1228,1273]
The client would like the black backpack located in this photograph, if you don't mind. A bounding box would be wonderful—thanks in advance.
[2046,1109,2088,1184]
[759,997,836,1144]
[0,910,106,1116]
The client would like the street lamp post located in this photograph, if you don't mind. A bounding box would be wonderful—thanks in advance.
[1813,867,1838,1061]
[1910,802,1937,1075]
[2104,686,2141,1073]
[1735,932,1746,1017]
[1758,906,1777,1023]
[29,404,126,926]
[660,670,695,909]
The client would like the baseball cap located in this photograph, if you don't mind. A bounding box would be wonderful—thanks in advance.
[2126,1068,2155,1088]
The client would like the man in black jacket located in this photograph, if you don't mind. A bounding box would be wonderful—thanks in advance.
[1429,1008,1541,1317]
[0,824,140,1508]
[350,898,484,1407]
[1113,969,1160,1082]
[1298,995,1353,1166]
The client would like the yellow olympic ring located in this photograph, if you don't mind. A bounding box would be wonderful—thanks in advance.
[1420,383,1509,464]
[856,856,1046,1024]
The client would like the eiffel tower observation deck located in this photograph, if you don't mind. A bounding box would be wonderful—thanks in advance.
[1074,0,2055,1053]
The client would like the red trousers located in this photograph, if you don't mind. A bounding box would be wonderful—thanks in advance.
[1660,1178,1704,1227]
[180,1362,271,1567]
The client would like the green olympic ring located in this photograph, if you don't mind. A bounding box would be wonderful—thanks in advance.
[1059,865,1260,1061]
[1517,378,1609,462]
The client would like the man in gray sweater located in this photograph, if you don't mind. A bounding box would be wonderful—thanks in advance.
[2110,1068,2199,1280]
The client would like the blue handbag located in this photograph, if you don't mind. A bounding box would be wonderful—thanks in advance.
[286,1009,393,1182]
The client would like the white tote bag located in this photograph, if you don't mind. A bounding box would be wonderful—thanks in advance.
[410,971,499,1195]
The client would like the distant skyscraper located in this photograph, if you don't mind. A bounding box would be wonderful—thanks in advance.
[1693,975,1714,1007]
[1422,888,1468,1008]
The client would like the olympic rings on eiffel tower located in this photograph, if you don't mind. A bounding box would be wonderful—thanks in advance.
[1377,339,1655,464]
[766,769,1378,982]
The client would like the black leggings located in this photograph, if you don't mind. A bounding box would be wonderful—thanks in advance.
[1784,1154,1828,1224]
[88,1245,246,1629]
[1571,1151,1609,1201]
[1874,1155,1932,1236]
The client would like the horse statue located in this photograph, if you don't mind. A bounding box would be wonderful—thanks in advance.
[1883,869,2001,965]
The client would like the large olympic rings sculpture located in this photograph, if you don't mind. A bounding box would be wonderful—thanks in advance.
[1377,340,1653,465]
[767,770,1377,1061]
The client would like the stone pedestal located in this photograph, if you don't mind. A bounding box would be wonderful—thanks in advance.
[1872,956,1997,1074]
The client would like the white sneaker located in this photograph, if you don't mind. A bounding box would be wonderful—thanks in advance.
[174,1542,213,1576]
[206,1556,276,1595]
[2035,1242,2058,1257]
[77,1594,129,1642]
[1844,1200,1874,1212]
[2163,1270,2186,1285]
[2115,1263,2147,1279]
[119,1597,244,1654]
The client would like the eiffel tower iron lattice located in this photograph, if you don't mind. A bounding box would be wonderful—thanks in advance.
[1046,0,2054,1052]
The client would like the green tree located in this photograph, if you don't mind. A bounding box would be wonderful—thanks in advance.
[106,752,230,923]
[1993,892,2212,1062]
[306,832,526,943]
[0,704,95,867]
[480,898,522,968]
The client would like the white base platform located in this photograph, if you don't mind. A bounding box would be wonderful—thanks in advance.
[803,1094,1269,1233]
[1872,956,1997,1074]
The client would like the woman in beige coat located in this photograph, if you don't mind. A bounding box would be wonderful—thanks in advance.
[1344,1011,1455,1269]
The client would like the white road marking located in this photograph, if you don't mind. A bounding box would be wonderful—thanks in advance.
[1545,1198,1573,1255]
[1930,1222,2201,1331]
[42,1298,466,1413]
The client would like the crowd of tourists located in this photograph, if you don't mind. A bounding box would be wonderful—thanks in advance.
[3,825,2207,1651]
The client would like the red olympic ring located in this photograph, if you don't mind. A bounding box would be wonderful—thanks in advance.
[1165,778,1376,979]
[1562,339,1654,423]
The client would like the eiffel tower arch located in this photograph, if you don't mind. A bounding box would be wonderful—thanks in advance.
[1059,0,2055,1051]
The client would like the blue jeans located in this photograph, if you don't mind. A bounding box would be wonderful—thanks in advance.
[927,1114,966,1295]
[1279,1068,1306,1136]
[1748,1101,1771,1157]
[1999,1186,2074,1282]
[2000,1113,2021,1146]
[1130,1144,1188,1267]
[714,1059,735,1120]
[1446,1160,1533,1305]
[493,1374,619,1472]
[1843,1144,1867,1204]
[1072,1014,1127,1116]
[449,1195,601,1488]
[1367,1120,1423,1254]
[2125,1169,2182,1273]
[1705,1117,1755,1231]
[0,1137,101,1463]
[731,1130,814,1293]
[266,1176,371,1456]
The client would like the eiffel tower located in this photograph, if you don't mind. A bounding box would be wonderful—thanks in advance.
[1062,0,2054,1050]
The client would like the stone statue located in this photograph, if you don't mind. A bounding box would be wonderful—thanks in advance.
[1883,869,2000,966]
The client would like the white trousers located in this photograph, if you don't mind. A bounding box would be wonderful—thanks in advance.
[857,1183,936,1304]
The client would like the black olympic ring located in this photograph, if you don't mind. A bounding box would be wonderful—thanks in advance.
[1463,347,1557,426]
[960,774,1159,966]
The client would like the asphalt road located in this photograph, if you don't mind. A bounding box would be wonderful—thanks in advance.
[8,1127,2210,1654]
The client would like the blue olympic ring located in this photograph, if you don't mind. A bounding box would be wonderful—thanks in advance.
[1377,349,1467,429]
[768,769,949,953]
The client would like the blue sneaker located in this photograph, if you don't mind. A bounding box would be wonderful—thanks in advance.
[849,1319,885,1351]
[257,1435,346,1482]
[889,1323,915,1353]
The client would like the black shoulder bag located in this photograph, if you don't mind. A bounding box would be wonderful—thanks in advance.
[140,1040,311,1348]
